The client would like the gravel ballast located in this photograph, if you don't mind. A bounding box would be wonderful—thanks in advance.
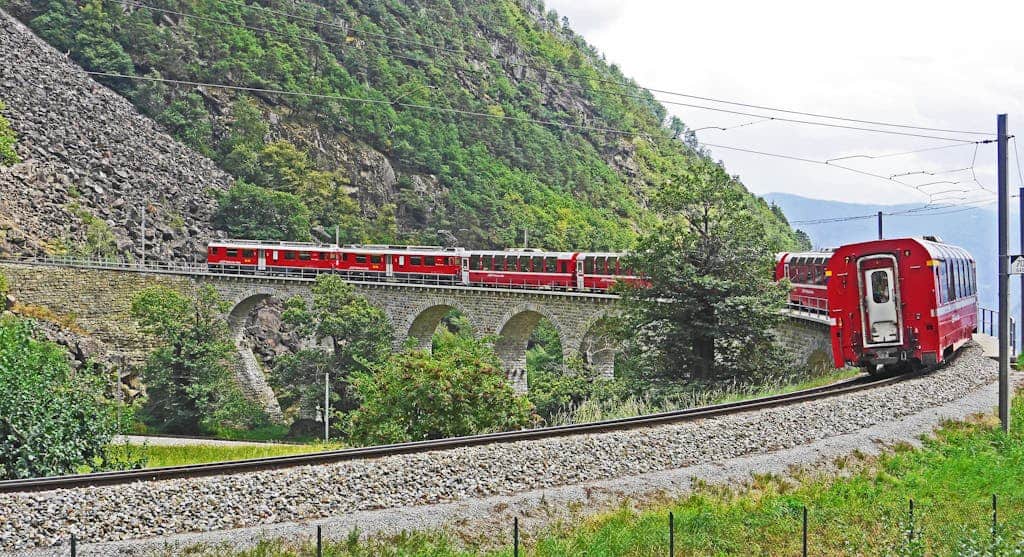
[0,344,999,554]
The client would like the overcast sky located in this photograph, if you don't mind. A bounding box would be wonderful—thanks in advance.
[545,0,1024,209]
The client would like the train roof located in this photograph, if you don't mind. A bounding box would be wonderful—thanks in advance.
[829,237,974,262]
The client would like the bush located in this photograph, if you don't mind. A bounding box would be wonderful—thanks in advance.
[0,100,19,166]
[0,316,120,478]
[345,333,536,445]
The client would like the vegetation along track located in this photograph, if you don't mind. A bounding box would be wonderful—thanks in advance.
[0,368,931,494]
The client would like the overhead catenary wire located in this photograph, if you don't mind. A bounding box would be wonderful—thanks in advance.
[209,0,994,137]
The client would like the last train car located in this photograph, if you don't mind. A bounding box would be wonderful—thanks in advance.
[827,237,976,373]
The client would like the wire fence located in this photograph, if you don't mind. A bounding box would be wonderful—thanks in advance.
[54,493,1023,556]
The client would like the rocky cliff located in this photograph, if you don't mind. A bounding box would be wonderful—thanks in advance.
[0,10,230,261]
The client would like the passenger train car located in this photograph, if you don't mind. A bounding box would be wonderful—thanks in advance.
[826,237,976,373]
[777,237,977,373]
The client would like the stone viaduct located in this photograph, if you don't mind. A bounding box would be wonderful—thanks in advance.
[0,261,831,418]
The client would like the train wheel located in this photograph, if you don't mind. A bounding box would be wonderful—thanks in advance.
[861,365,879,376]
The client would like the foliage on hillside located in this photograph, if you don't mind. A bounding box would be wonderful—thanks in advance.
[0,315,122,479]
[0,100,18,166]
[4,0,802,250]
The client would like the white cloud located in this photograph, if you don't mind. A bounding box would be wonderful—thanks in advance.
[544,0,1024,205]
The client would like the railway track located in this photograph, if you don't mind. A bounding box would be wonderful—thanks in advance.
[0,369,925,494]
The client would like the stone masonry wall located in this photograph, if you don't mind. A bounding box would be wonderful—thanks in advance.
[774,315,834,372]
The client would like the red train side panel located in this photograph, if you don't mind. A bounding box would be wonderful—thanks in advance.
[827,237,976,370]
[775,251,832,314]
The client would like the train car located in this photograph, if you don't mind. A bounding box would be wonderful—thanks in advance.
[375,246,462,283]
[465,249,577,289]
[775,251,832,314]
[827,237,976,373]
[208,240,335,273]
[577,252,644,291]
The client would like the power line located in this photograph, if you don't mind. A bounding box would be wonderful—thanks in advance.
[84,71,656,137]
[211,0,993,137]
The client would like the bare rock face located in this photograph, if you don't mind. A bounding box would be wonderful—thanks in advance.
[0,10,231,262]
[245,298,301,367]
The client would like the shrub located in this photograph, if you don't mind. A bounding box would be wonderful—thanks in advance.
[345,333,536,445]
[0,100,19,166]
[214,182,313,241]
[0,316,120,478]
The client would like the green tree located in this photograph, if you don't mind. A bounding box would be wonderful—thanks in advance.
[73,0,134,76]
[131,285,266,433]
[346,333,536,445]
[0,316,119,479]
[275,275,392,418]
[214,182,313,241]
[0,101,19,166]
[620,159,789,380]
[157,93,213,156]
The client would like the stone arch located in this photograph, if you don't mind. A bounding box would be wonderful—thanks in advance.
[223,287,294,421]
[577,310,620,379]
[493,303,565,392]
[402,299,476,351]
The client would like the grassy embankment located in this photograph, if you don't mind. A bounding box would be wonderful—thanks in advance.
[166,390,1024,556]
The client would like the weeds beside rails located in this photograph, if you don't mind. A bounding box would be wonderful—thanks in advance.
[547,367,859,426]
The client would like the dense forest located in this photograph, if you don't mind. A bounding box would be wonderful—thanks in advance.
[2,0,803,251]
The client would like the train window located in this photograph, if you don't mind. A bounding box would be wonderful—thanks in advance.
[532,256,544,272]
[226,249,238,258]
[299,252,312,261]
[871,271,890,304]
[596,257,606,274]
[946,261,956,302]
[519,256,530,271]
[356,255,367,263]
[545,257,556,272]
[468,255,479,270]
[371,255,382,264]
[284,251,295,260]
[482,255,492,269]
[610,258,619,274]
[424,256,435,266]
[242,249,255,258]
[584,258,594,274]
[410,256,422,266]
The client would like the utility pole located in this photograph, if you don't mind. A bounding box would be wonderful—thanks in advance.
[877,211,883,240]
[324,369,330,443]
[140,201,146,268]
[997,114,1010,432]
[1019,185,1023,359]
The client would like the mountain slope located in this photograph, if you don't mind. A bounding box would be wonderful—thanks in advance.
[1,0,800,253]
[0,10,230,261]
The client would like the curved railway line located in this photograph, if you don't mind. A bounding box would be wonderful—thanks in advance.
[0,369,925,494]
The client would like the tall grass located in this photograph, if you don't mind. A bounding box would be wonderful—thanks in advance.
[547,367,860,426]
[105,442,344,468]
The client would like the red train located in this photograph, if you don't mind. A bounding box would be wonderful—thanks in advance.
[211,236,977,373]
[206,240,643,292]
[777,237,977,373]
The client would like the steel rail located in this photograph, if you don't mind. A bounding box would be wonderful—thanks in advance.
[0,370,924,494]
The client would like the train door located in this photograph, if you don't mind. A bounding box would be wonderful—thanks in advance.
[386,254,394,277]
[258,249,266,271]
[576,259,584,290]
[858,255,901,346]
[461,256,470,286]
